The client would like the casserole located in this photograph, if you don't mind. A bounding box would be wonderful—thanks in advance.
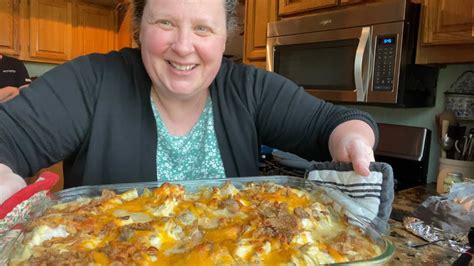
[2,176,394,265]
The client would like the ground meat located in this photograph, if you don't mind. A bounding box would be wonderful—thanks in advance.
[277,202,289,216]
[126,222,154,231]
[27,249,89,265]
[118,222,154,241]
[294,207,310,218]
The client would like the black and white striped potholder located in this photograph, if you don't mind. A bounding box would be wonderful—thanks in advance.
[306,161,394,229]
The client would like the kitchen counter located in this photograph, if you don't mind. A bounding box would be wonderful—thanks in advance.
[387,184,460,265]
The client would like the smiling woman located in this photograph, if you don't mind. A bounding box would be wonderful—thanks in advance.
[0,0,379,208]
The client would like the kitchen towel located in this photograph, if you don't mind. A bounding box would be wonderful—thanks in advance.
[306,161,394,232]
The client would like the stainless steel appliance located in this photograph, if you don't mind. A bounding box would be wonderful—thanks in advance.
[374,123,431,191]
[266,0,438,107]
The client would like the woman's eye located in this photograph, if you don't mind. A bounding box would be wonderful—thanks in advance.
[195,26,211,35]
[157,20,173,28]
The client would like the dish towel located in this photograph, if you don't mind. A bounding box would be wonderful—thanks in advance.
[306,161,394,233]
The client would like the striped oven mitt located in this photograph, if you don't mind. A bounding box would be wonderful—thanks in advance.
[306,161,394,233]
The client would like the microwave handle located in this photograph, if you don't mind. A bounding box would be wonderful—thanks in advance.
[354,27,372,102]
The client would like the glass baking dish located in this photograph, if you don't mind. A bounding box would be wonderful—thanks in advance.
[2,176,394,265]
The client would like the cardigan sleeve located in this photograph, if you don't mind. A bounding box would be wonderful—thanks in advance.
[252,68,378,162]
[0,55,100,177]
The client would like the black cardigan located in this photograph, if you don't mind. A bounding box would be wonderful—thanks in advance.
[0,48,378,188]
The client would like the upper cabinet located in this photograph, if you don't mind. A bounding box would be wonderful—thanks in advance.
[115,0,137,49]
[2,0,121,64]
[28,0,73,62]
[340,0,364,4]
[416,0,474,64]
[243,0,277,69]
[73,2,116,57]
[278,0,366,16]
[278,0,337,16]
[0,0,20,56]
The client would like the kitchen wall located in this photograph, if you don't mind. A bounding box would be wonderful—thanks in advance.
[348,63,474,183]
[24,59,474,183]
[25,62,57,78]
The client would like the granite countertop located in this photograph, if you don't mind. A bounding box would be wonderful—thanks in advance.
[387,184,461,265]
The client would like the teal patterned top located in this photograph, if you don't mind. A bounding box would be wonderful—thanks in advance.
[150,96,226,181]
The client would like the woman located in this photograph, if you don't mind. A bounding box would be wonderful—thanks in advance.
[0,0,377,204]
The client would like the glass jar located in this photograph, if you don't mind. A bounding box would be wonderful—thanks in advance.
[443,172,463,193]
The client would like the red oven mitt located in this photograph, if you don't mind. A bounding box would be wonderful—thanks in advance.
[0,171,59,220]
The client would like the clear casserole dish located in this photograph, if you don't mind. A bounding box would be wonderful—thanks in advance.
[1,176,394,265]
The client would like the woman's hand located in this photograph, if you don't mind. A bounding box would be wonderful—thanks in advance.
[0,164,26,204]
[328,120,376,176]
[0,86,20,103]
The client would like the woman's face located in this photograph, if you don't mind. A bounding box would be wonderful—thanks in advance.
[140,0,227,100]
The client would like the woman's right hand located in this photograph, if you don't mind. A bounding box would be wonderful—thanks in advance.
[0,164,26,205]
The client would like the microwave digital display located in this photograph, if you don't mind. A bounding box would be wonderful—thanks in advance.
[381,37,395,44]
[373,35,397,91]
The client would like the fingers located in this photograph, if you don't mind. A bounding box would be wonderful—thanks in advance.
[350,145,374,176]
[332,137,374,176]
[0,165,26,204]
[0,86,20,103]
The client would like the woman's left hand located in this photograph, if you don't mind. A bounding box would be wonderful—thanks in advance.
[0,86,20,103]
[329,121,376,176]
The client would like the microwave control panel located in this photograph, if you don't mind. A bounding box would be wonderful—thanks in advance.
[373,35,397,91]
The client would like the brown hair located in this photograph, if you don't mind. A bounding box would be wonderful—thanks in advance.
[132,0,238,46]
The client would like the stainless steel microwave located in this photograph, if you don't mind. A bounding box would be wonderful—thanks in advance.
[266,0,438,107]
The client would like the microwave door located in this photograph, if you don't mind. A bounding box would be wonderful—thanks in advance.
[267,26,373,103]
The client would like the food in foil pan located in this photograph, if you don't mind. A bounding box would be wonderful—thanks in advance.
[6,179,388,265]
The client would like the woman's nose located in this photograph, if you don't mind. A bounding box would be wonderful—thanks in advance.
[171,29,195,56]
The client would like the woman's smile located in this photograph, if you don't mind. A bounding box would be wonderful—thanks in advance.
[168,60,198,72]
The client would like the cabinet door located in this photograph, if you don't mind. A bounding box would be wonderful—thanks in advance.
[279,0,338,16]
[421,0,473,45]
[416,0,474,64]
[340,0,364,5]
[0,0,20,55]
[29,0,73,62]
[243,0,277,68]
[74,3,116,57]
[116,1,138,49]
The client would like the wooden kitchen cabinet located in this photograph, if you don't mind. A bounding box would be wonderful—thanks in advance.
[115,0,138,49]
[0,0,20,56]
[243,0,277,69]
[278,0,338,16]
[73,2,116,57]
[340,0,364,5]
[28,0,73,62]
[2,0,120,64]
[416,0,474,64]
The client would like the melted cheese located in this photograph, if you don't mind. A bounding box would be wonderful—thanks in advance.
[10,182,381,265]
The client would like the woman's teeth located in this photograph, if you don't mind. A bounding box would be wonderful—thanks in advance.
[170,62,196,71]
